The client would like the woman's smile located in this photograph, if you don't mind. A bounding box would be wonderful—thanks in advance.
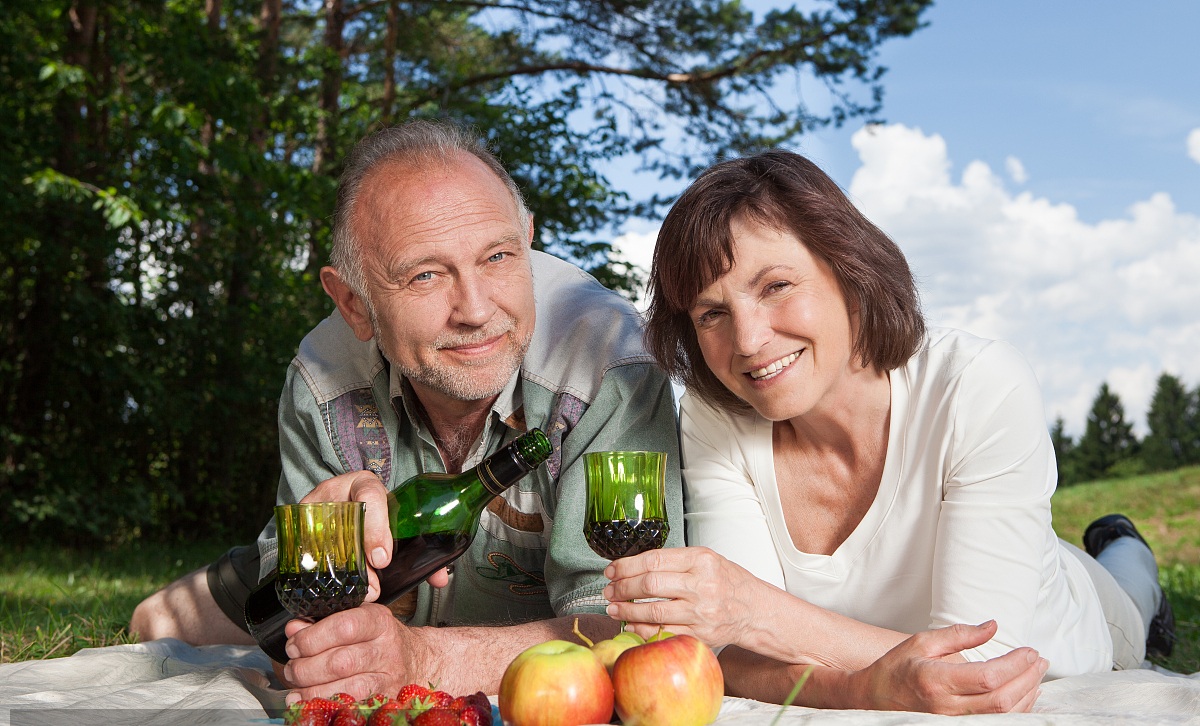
[748,350,803,381]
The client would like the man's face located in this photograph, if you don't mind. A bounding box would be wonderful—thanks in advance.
[350,153,536,405]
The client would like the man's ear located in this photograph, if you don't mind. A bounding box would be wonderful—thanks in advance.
[320,266,375,342]
[526,214,535,247]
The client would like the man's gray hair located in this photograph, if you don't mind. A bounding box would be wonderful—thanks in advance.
[330,120,533,298]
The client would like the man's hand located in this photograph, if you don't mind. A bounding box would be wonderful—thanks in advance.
[297,471,449,598]
[848,621,1047,714]
[280,603,435,702]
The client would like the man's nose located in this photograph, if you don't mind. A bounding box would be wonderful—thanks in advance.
[449,271,499,327]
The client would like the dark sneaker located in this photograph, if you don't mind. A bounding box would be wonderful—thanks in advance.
[1082,513,1175,658]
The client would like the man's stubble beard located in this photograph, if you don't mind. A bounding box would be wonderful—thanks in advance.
[368,302,531,402]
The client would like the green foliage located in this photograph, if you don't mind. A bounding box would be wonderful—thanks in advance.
[1050,415,1081,486]
[1141,373,1200,473]
[1074,383,1139,483]
[1,0,933,545]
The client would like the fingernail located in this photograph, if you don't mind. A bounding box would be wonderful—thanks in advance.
[976,619,995,628]
[285,691,300,706]
[283,664,294,682]
[606,604,617,617]
[371,548,387,568]
[604,565,615,578]
[285,643,299,660]
[1039,658,1049,674]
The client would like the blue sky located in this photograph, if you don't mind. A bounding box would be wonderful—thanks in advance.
[611,1,1200,437]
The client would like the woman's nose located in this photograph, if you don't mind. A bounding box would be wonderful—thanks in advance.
[731,309,771,356]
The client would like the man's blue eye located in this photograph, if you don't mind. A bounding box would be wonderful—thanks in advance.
[413,271,433,282]
[489,252,506,263]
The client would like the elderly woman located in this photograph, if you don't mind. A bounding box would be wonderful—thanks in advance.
[604,150,1172,714]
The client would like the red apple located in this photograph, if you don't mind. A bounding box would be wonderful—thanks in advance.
[498,639,614,726]
[611,633,723,726]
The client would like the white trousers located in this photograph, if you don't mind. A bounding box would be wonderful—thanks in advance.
[1063,538,1160,670]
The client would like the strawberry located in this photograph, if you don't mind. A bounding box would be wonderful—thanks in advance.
[457,708,484,726]
[331,704,370,726]
[284,697,341,726]
[426,690,454,709]
[410,708,462,726]
[395,683,432,709]
[364,693,393,710]
[366,700,406,726]
[331,693,358,707]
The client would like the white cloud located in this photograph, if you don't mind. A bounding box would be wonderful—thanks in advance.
[1005,156,1028,184]
[848,124,1200,436]
[1189,128,1200,164]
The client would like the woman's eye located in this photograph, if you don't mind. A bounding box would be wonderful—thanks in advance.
[695,310,722,327]
[766,281,791,294]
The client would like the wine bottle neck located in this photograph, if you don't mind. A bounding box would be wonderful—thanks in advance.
[477,443,536,497]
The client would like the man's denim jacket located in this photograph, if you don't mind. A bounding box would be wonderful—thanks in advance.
[224,251,683,628]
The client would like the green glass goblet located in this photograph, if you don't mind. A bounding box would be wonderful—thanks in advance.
[274,501,368,621]
[583,450,670,560]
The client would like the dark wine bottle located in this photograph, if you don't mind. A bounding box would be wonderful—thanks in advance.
[244,428,552,663]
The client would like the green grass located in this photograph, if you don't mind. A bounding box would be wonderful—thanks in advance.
[0,541,229,663]
[1052,465,1200,674]
[2,468,1198,674]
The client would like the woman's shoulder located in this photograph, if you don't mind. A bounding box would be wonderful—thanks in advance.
[907,328,1041,403]
[914,327,1033,378]
[679,390,761,436]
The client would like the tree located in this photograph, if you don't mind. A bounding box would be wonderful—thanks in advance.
[1140,372,1196,473]
[1049,416,1079,487]
[1,0,934,544]
[1075,383,1139,483]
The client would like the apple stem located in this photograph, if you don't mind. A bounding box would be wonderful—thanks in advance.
[571,617,595,648]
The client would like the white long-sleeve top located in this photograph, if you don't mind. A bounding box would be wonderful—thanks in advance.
[682,327,1112,678]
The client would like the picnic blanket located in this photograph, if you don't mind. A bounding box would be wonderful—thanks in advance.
[1,639,1198,725]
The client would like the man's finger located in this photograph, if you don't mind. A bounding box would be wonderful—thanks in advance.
[347,473,392,568]
[285,604,388,661]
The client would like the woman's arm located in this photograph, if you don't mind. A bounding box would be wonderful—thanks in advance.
[719,623,1046,713]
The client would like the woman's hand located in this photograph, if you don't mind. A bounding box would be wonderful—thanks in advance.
[602,546,773,648]
[848,621,1048,714]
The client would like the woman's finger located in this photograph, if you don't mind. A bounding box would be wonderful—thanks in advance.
[604,569,696,604]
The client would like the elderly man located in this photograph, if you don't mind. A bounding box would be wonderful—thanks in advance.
[130,120,683,700]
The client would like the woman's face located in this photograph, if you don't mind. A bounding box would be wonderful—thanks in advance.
[689,217,859,421]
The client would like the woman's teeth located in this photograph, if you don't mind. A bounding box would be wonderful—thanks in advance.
[749,351,800,380]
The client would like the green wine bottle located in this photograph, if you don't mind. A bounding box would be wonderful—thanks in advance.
[245,428,552,663]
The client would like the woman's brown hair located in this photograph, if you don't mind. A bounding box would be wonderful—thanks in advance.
[644,149,925,413]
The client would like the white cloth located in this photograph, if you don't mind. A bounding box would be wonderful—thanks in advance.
[682,327,1120,678]
[1,640,1198,725]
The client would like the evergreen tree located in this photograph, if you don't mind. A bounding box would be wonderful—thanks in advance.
[1075,383,1139,482]
[1141,372,1194,472]
[1049,416,1079,486]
